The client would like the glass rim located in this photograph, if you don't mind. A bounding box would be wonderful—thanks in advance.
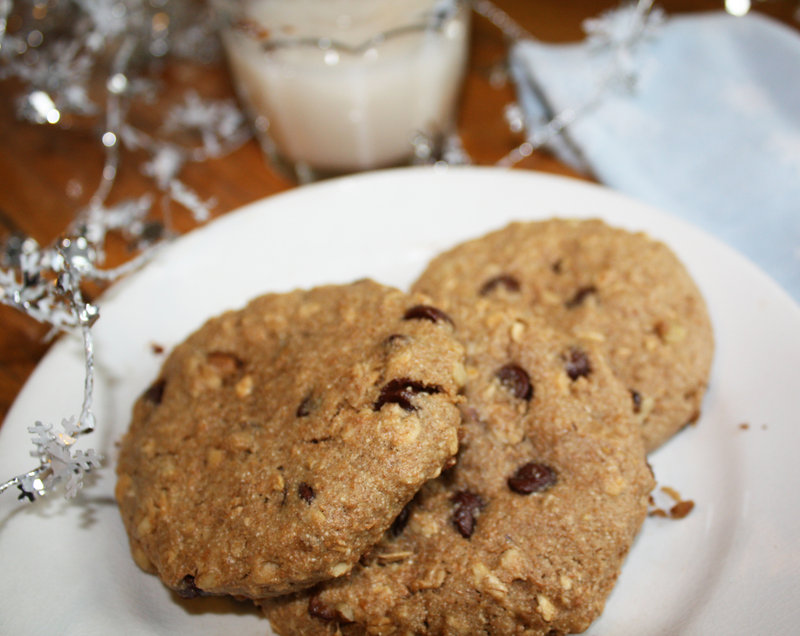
[217,0,467,55]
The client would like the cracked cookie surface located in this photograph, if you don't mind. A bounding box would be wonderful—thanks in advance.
[115,280,465,599]
[413,218,714,452]
[262,301,654,635]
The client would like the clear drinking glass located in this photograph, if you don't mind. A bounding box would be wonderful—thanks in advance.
[213,0,471,182]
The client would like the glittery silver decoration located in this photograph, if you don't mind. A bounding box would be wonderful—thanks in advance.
[411,129,471,167]
[473,0,664,168]
[0,0,250,501]
[0,0,12,44]
[0,232,104,500]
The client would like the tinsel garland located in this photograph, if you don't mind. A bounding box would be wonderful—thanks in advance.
[0,0,664,502]
[0,0,250,500]
[475,0,664,167]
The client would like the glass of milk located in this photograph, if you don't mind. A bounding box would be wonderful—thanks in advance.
[213,0,471,182]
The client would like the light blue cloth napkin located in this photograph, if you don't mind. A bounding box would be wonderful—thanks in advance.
[510,11,800,302]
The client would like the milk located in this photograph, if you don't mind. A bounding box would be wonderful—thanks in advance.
[218,0,470,178]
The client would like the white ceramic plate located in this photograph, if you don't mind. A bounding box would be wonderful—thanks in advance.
[1,167,798,635]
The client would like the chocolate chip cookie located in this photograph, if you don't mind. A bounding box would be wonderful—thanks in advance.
[115,280,465,599]
[263,301,654,635]
[413,218,714,452]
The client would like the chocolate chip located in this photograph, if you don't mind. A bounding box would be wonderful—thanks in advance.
[551,260,563,274]
[507,462,557,494]
[564,285,597,309]
[564,347,591,380]
[390,503,412,537]
[296,394,314,417]
[403,304,454,325]
[176,575,206,599]
[298,482,315,504]
[452,490,485,538]
[496,364,533,401]
[143,379,166,405]
[308,595,345,622]
[373,377,442,412]
[479,274,520,296]
[630,389,642,413]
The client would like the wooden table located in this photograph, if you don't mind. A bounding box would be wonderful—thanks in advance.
[0,0,797,422]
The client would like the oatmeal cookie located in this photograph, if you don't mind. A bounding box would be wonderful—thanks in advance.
[263,301,654,635]
[115,280,465,599]
[413,218,714,452]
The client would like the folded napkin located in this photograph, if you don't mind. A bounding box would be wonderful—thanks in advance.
[510,10,800,302]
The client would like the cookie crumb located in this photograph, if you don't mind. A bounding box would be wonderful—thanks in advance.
[649,485,694,520]
[661,485,681,502]
[669,500,694,519]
